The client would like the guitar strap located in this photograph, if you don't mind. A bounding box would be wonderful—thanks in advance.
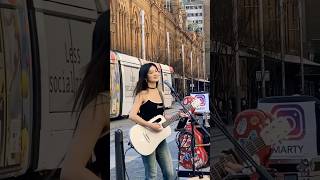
[158,88,165,113]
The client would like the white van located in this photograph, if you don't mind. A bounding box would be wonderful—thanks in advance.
[0,0,106,178]
[117,52,141,117]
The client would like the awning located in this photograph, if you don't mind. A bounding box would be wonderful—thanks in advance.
[193,78,210,83]
[284,55,320,66]
[243,48,320,67]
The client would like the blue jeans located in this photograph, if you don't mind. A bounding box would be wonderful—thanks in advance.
[141,140,175,180]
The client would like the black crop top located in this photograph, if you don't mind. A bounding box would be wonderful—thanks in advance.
[138,100,164,121]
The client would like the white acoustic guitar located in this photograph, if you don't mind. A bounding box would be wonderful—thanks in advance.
[129,98,201,156]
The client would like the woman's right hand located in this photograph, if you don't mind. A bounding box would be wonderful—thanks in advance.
[147,123,162,132]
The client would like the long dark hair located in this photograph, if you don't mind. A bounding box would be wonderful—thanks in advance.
[72,11,109,122]
[72,10,109,180]
[133,63,159,96]
[47,10,109,180]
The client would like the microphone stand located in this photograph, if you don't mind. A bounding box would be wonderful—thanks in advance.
[168,88,210,177]
[166,84,273,179]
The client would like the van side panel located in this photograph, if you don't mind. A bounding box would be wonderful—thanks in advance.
[119,59,140,117]
[33,0,97,170]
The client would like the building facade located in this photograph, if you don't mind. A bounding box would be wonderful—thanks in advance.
[110,0,208,95]
[211,0,320,118]
[183,0,204,33]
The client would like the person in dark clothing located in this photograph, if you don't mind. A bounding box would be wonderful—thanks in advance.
[129,63,187,180]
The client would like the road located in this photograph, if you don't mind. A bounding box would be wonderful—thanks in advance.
[110,104,235,180]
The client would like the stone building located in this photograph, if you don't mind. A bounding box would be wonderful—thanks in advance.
[110,0,207,95]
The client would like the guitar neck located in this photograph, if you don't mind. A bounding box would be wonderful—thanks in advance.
[236,136,266,157]
[212,136,267,179]
[212,154,237,179]
[162,113,180,128]
[162,104,192,128]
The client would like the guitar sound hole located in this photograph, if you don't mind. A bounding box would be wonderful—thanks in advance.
[154,118,161,123]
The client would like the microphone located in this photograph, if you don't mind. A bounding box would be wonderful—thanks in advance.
[163,80,175,92]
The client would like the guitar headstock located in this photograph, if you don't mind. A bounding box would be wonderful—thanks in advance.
[191,98,201,109]
[260,116,291,145]
[182,96,201,113]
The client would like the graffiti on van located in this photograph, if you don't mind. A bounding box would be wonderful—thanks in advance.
[110,58,121,118]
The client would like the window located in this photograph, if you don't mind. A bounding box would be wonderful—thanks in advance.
[199,6,202,9]
[199,13,202,16]
[195,6,198,9]
[190,6,193,9]
[186,6,189,9]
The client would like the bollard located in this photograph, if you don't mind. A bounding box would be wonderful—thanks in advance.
[115,129,126,180]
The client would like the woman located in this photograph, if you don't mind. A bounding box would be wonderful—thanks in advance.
[129,63,177,180]
[60,10,109,180]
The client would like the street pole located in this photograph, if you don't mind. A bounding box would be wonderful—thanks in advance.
[259,0,266,98]
[115,129,126,180]
[197,57,200,91]
[140,10,146,60]
[167,32,170,65]
[233,0,241,114]
[191,51,193,92]
[165,0,168,10]
[182,44,186,96]
[203,42,206,91]
[298,0,304,94]
[280,0,286,96]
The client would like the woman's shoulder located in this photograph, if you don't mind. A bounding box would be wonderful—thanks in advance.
[136,90,148,98]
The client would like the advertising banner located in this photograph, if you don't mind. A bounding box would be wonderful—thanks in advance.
[190,92,210,113]
[258,101,317,159]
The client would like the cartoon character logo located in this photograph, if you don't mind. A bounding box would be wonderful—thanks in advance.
[271,104,305,140]
[195,95,205,106]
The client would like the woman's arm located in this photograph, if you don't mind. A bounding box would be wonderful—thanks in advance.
[60,96,107,180]
[129,93,161,131]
